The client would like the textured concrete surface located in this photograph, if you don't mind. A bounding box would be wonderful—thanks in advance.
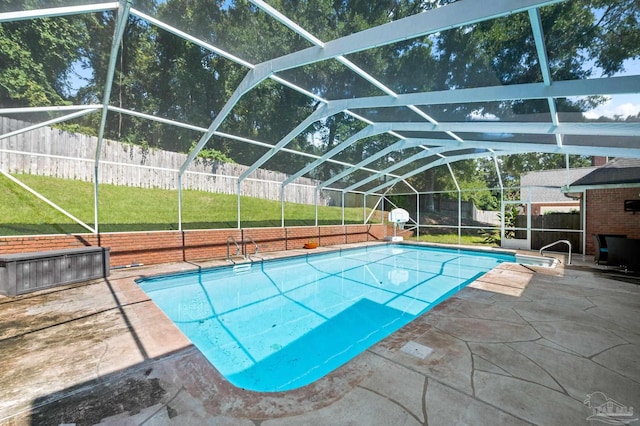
[1,243,639,425]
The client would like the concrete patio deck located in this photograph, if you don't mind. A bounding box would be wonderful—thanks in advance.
[1,243,638,425]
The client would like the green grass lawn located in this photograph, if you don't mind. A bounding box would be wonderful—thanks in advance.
[413,233,497,246]
[0,174,380,235]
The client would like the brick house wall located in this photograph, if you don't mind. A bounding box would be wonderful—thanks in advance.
[0,224,392,267]
[585,187,640,255]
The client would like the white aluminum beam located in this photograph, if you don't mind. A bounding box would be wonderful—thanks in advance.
[280,124,432,187]
[528,9,552,85]
[269,75,328,103]
[132,8,333,107]
[282,126,376,186]
[366,121,640,137]
[103,105,400,177]
[130,9,255,69]
[366,150,526,194]
[179,68,267,175]
[529,9,564,147]
[237,103,338,182]
[250,0,465,177]
[95,0,132,162]
[343,149,441,192]
[408,105,463,142]
[416,139,640,157]
[325,138,640,192]
[254,0,565,75]
[318,137,443,190]
[242,0,560,179]
[0,105,102,115]
[249,0,399,97]
[131,7,344,177]
[366,144,640,194]
[108,106,207,133]
[328,75,640,110]
[215,131,396,175]
[249,0,323,46]
[0,3,118,22]
[345,110,375,125]
[0,170,95,233]
[336,57,398,97]
[493,154,504,190]
[0,109,98,140]
[93,0,132,233]
[131,7,339,112]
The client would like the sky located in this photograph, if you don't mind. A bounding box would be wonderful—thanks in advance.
[583,94,640,120]
[582,59,640,119]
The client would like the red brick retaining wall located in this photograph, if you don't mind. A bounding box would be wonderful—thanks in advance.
[0,224,391,267]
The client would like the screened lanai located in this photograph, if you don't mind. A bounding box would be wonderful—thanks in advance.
[3,3,640,423]
[1,0,639,251]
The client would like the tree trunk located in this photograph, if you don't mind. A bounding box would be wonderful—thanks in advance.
[424,169,435,212]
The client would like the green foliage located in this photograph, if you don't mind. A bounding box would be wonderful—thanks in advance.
[1,0,638,191]
[479,228,500,246]
[501,204,519,238]
[52,122,98,137]
[0,17,87,106]
[477,204,518,246]
[191,141,236,163]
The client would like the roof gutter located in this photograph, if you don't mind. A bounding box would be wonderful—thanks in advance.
[561,182,640,194]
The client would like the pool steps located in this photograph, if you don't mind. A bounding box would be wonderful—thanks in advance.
[539,239,572,265]
[233,263,252,273]
[226,235,261,264]
[515,254,559,268]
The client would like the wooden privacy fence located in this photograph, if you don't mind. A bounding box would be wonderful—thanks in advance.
[0,117,329,205]
[516,213,582,253]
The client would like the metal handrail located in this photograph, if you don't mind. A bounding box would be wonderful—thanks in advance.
[226,236,241,263]
[539,239,572,265]
[244,236,259,259]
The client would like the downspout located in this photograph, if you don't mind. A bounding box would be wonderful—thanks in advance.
[178,175,182,231]
[341,191,345,226]
[416,192,420,240]
[314,187,319,227]
[493,155,505,246]
[281,185,285,228]
[237,181,241,229]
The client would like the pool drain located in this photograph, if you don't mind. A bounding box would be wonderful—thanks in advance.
[400,341,433,359]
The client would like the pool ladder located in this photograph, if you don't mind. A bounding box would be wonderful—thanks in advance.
[539,239,572,265]
[244,237,262,261]
[226,236,241,263]
[226,236,261,263]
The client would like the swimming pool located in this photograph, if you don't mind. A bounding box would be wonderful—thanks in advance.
[137,244,514,392]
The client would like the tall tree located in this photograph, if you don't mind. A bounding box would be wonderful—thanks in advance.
[0,16,88,107]
[2,0,637,183]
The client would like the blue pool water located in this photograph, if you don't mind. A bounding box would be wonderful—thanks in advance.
[137,244,514,392]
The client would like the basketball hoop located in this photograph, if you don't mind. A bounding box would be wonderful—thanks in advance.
[386,208,410,241]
